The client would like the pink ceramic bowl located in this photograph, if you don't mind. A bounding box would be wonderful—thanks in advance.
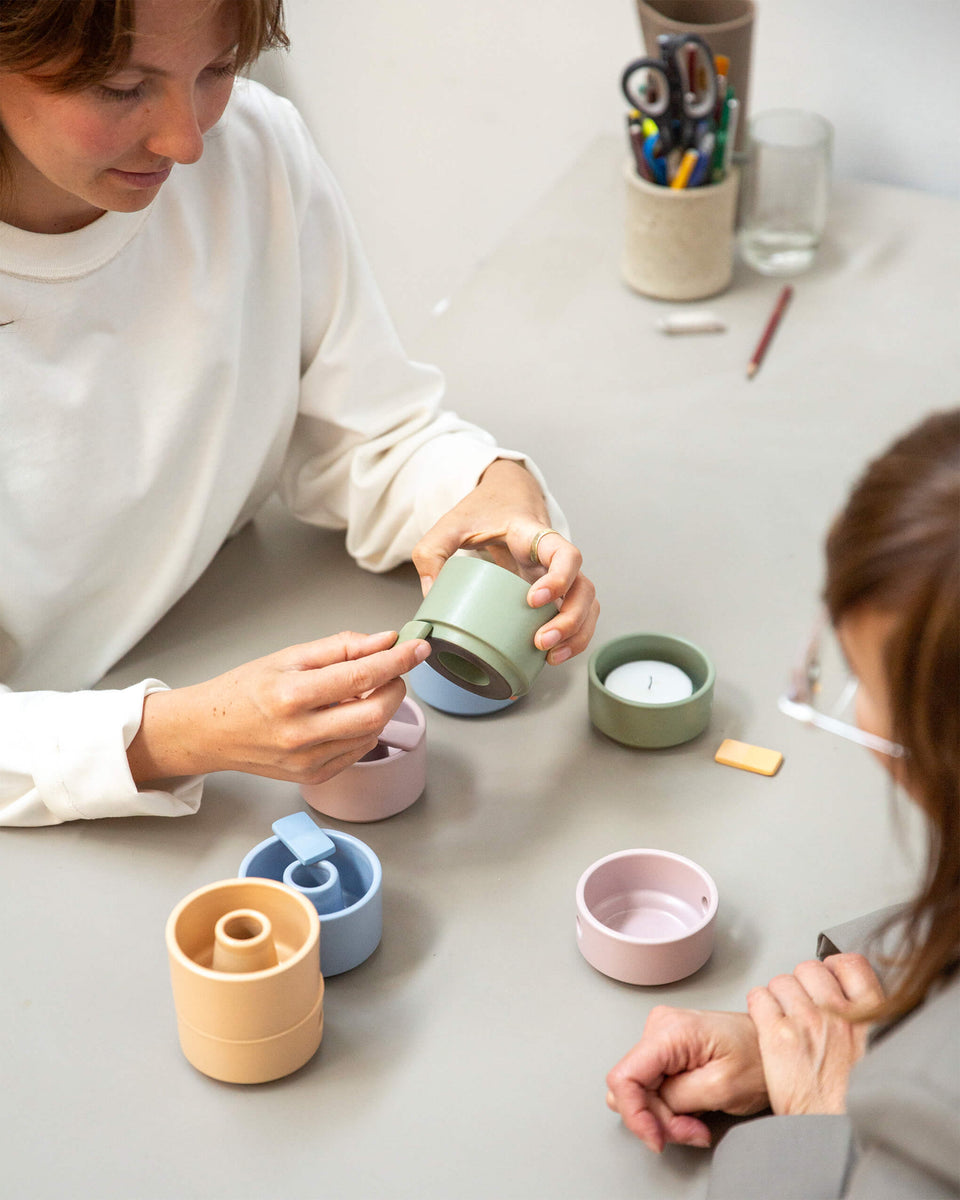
[576,849,718,985]
[300,697,426,822]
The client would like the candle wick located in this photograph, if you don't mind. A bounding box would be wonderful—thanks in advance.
[647,675,653,690]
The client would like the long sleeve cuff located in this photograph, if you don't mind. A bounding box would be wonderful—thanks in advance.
[0,681,204,826]
[707,1114,854,1200]
[343,433,569,574]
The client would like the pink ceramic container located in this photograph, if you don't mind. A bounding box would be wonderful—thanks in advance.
[300,697,426,822]
[576,849,718,985]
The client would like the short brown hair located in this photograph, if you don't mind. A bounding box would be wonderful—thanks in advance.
[824,408,960,1020]
[0,0,288,89]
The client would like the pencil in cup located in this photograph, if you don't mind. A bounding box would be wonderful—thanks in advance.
[670,148,700,189]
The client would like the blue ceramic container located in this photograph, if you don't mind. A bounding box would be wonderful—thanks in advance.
[407,661,516,716]
[239,828,382,977]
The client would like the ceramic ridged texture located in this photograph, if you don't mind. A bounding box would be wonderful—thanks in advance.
[166,878,323,1084]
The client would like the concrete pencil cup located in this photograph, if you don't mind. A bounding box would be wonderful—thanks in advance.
[301,696,427,821]
[623,164,740,301]
[240,816,383,977]
[397,555,557,701]
[576,849,719,985]
[589,632,715,748]
[165,877,323,1084]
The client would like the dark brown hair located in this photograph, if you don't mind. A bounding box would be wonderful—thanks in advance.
[824,408,960,1020]
[0,0,288,87]
[0,0,287,207]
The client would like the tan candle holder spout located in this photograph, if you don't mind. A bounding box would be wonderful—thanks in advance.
[210,909,280,974]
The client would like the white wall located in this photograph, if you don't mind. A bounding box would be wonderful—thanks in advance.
[254,0,959,343]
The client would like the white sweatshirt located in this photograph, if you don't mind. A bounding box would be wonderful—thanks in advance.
[0,80,561,826]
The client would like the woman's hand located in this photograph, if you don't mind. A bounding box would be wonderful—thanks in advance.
[747,953,885,1116]
[126,630,431,784]
[412,459,598,665]
[605,1007,769,1153]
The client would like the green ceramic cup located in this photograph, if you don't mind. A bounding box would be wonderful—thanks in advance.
[397,556,558,700]
[589,633,715,748]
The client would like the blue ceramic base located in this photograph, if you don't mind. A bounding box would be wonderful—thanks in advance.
[408,661,516,716]
[239,827,382,977]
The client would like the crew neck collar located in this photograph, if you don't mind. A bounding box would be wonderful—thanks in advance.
[0,203,155,282]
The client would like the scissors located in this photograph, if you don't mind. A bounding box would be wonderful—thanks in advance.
[621,34,718,155]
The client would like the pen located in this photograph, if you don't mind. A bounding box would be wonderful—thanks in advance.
[747,285,794,379]
[670,147,699,188]
[627,115,652,179]
[711,84,736,182]
[722,97,740,172]
[688,132,714,186]
[644,133,667,185]
[713,53,729,123]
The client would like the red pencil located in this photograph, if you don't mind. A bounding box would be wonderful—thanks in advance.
[747,284,793,379]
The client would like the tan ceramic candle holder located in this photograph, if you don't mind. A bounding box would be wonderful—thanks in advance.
[166,877,323,1084]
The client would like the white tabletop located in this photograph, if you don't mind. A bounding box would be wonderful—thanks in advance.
[2,137,957,1200]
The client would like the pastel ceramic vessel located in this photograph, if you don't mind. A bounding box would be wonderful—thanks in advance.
[300,697,427,821]
[240,828,383,977]
[166,877,323,1084]
[588,633,715,748]
[576,849,718,985]
[397,555,557,700]
[407,661,515,716]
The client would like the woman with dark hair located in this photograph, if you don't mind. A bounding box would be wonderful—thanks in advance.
[606,409,960,1198]
[0,0,598,825]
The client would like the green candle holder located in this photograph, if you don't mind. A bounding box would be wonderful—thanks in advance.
[397,556,558,700]
[589,633,715,748]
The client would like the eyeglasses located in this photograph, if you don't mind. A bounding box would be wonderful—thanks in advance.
[777,612,905,759]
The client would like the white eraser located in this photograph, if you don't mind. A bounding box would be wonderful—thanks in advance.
[655,310,727,335]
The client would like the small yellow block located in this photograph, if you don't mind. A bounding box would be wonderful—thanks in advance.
[714,739,783,777]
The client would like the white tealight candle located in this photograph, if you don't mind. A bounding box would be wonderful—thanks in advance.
[604,660,694,705]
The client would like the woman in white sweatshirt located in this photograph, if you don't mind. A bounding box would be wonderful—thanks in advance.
[0,0,598,825]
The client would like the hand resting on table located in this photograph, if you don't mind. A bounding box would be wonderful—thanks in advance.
[606,953,884,1152]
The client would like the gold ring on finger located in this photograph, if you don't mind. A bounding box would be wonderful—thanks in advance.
[529,527,560,566]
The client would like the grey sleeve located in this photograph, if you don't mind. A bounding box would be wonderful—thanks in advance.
[845,979,960,1198]
[844,1142,960,1199]
[706,1115,854,1200]
[817,903,908,990]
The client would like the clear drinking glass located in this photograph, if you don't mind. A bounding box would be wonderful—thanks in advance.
[738,109,833,276]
